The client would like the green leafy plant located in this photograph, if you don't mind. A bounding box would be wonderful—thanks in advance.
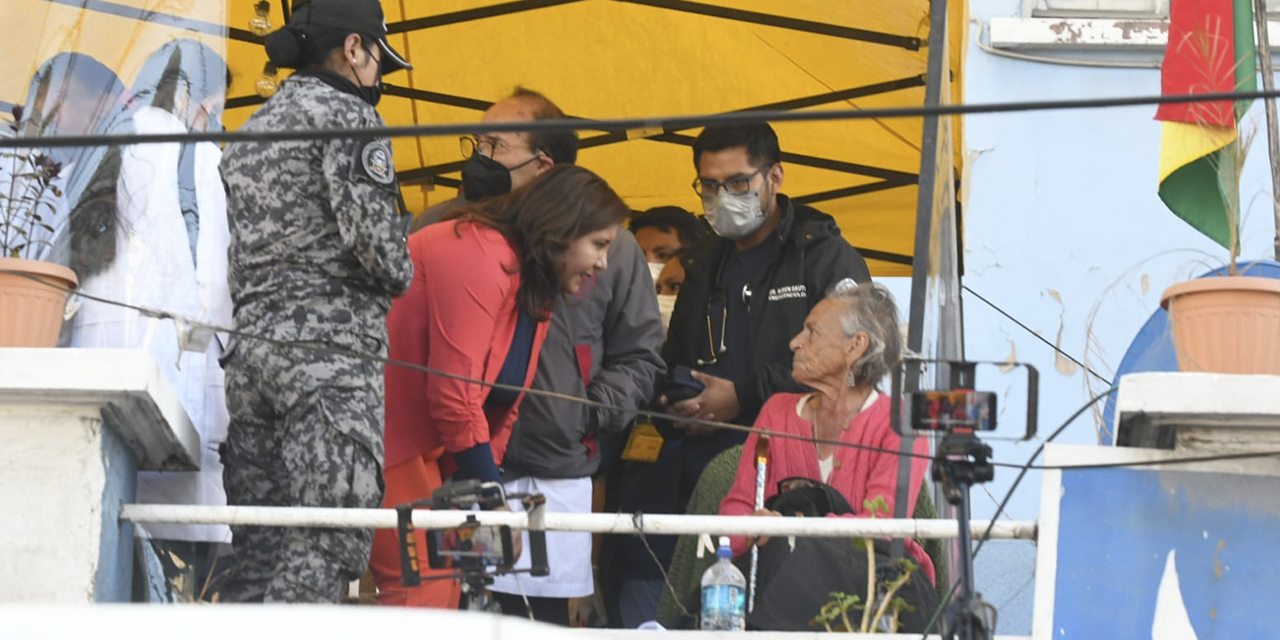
[1,104,64,259]
[809,496,920,633]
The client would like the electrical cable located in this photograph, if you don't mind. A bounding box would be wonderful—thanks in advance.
[920,398,1280,637]
[3,87,1279,150]
[9,268,1280,476]
[1,30,1267,622]
[961,284,1110,384]
[920,580,962,639]
[0,267,935,463]
[917,386,1114,639]
[973,386,1115,557]
[978,482,1011,520]
[635,512,698,624]
[912,388,1280,637]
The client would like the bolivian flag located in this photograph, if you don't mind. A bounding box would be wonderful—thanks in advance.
[1156,0,1257,249]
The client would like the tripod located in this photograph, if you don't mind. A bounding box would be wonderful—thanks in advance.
[395,481,549,614]
[455,555,502,613]
[932,431,998,640]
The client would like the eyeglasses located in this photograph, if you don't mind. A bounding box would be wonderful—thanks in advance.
[461,135,525,159]
[460,135,546,165]
[460,135,498,158]
[692,167,767,198]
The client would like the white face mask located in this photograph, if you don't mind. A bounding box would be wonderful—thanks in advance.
[647,261,665,285]
[657,293,677,334]
[702,185,768,241]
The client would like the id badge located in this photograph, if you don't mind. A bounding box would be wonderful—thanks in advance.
[621,421,664,463]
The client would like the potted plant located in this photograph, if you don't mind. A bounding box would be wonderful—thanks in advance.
[1157,142,1280,375]
[0,104,79,347]
[1152,0,1280,375]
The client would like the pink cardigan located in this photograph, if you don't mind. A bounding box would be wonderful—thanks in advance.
[383,221,550,473]
[719,392,935,583]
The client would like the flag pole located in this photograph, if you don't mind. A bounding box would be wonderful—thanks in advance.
[1252,0,1280,258]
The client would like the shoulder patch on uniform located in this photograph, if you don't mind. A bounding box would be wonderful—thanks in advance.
[357,139,395,185]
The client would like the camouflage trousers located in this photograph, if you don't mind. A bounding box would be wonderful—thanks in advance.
[218,333,386,603]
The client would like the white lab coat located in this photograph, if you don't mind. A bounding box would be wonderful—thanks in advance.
[70,106,231,544]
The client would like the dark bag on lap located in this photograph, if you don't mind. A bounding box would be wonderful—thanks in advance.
[745,478,939,632]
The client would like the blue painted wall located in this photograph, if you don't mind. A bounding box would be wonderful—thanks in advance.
[1053,467,1280,638]
[95,425,137,602]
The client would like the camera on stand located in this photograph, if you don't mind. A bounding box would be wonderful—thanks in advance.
[890,358,1038,640]
[394,479,549,612]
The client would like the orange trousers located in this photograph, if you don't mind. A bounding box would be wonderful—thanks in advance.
[369,455,461,607]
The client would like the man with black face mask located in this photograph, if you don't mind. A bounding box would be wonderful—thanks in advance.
[218,0,413,603]
[410,87,570,230]
[383,89,664,623]
[662,123,870,449]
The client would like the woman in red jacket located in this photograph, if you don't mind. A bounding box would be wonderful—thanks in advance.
[372,165,630,606]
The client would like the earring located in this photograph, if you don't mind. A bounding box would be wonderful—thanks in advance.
[846,369,856,388]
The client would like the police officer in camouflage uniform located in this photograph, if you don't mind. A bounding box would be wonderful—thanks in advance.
[217,0,413,603]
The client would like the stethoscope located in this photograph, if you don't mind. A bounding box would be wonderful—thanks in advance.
[696,281,752,367]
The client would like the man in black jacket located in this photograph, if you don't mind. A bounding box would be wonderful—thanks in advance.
[662,122,870,466]
[607,123,869,625]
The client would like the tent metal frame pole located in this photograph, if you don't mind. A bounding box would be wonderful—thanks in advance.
[901,0,958,569]
[906,3,957,371]
[905,1,950,377]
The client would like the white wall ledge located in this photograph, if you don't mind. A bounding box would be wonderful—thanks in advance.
[0,348,198,470]
[990,17,1280,51]
[1117,372,1280,423]
[1115,372,1280,450]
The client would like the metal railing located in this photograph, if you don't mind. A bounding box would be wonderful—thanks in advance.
[120,504,1036,540]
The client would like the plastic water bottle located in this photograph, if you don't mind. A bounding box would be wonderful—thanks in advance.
[701,536,746,631]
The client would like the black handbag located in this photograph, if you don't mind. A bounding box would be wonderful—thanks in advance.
[746,478,940,632]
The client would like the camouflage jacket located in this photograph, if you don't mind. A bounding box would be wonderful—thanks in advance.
[220,74,412,348]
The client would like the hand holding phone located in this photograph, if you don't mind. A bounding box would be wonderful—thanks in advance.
[663,364,705,404]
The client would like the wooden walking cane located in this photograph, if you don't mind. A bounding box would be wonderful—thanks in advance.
[748,434,769,613]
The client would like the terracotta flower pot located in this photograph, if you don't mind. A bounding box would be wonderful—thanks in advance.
[0,256,78,348]
[1160,276,1280,374]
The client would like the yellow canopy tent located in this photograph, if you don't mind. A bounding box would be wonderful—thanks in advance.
[3,0,965,277]
[1,0,965,574]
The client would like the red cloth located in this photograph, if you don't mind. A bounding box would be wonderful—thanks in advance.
[1155,0,1237,126]
[719,392,936,584]
[383,221,550,472]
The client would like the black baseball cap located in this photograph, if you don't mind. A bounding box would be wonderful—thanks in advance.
[291,0,412,74]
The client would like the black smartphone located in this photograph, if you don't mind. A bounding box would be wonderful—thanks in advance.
[426,520,515,569]
[664,364,705,403]
[906,390,997,433]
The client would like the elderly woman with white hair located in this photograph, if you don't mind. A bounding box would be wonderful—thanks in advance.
[719,281,935,586]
